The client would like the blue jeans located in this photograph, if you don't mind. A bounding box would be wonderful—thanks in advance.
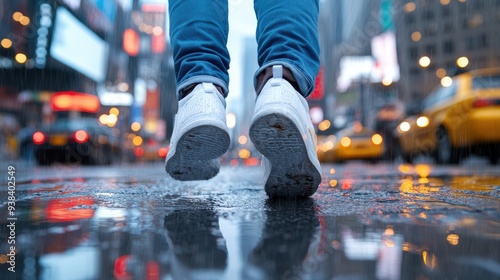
[169,0,320,100]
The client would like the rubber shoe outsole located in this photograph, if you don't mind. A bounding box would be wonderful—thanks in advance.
[250,113,321,197]
[166,125,230,181]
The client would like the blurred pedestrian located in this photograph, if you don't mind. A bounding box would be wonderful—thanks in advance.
[165,0,322,197]
[17,124,36,161]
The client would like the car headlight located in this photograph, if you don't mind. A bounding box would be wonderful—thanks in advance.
[416,116,429,128]
[340,137,351,147]
[398,121,411,132]
[371,134,383,145]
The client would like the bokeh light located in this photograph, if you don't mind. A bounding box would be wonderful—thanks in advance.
[131,122,141,132]
[456,56,469,68]
[411,31,421,42]
[441,76,453,87]
[1,38,12,48]
[419,56,431,68]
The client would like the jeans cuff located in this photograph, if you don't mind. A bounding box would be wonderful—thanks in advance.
[177,75,229,100]
[253,60,313,97]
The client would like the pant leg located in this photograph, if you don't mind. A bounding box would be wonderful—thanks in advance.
[169,0,230,99]
[253,0,320,97]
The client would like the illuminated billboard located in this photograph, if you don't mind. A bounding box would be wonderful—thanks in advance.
[50,7,109,82]
[371,31,400,83]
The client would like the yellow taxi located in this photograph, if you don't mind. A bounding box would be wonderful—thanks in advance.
[317,123,384,163]
[396,68,500,164]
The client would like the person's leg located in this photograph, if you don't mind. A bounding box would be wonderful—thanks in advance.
[250,0,321,197]
[166,0,231,181]
[169,0,231,98]
[253,0,320,97]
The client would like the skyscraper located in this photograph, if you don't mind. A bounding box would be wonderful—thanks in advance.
[395,0,500,102]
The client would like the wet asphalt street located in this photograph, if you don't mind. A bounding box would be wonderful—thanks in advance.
[1,160,500,280]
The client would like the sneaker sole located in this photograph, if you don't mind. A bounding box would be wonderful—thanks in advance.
[166,125,230,181]
[249,113,321,197]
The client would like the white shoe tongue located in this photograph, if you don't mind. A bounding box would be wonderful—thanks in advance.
[202,82,215,93]
[272,65,283,79]
[271,65,283,86]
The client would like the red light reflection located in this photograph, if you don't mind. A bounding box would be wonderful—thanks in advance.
[46,196,95,222]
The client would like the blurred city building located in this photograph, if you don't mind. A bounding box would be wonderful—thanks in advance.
[0,0,126,123]
[318,0,500,130]
[395,0,500,103]
[318,0,399,131]
[0,0,174,160]
[0,0,121,158]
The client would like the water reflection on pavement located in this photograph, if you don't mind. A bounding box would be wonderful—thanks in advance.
[0,163,499,280]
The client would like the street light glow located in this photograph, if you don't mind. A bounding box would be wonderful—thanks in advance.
[1,38,12,48]
[226,113,236,129]
[411,31,421,42]
[19,16,30,26]
[441,76,453,87]
[12,12,23,21]
[15,53,27,64]
[456,57,469,68]
[419,56,431,68]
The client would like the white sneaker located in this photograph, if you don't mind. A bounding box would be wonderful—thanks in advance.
[165,83,230,181]
[249,65,322,197]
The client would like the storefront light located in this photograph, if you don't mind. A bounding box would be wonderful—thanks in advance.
[1,39,12,48]
[15,53,27,64]
[19,16,30,26]
[12,12,23,21]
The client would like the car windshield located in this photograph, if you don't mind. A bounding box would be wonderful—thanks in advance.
[350,132,373,139]
[45,118,97,130]
[472,75,500,89]
[336,128,373,139]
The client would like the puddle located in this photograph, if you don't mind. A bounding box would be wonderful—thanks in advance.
[1,166,499,279]
[0,192,499,280]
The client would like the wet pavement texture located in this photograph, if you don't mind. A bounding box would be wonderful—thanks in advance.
[1,162,500,280]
